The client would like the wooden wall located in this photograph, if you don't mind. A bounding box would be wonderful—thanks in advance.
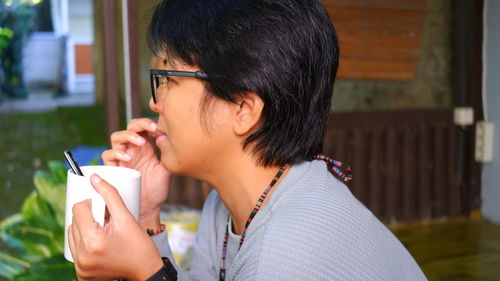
[323,110,470,224]
[322,0,427,80]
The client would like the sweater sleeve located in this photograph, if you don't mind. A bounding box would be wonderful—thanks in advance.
[151,191,220,281]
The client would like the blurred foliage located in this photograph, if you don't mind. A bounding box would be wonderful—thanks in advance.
[0,26,13,54]
[0,25,13,101]
[0,0,36,99]
[0,161,76,280]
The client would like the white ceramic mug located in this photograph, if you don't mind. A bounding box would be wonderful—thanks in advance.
[64,165,141,262]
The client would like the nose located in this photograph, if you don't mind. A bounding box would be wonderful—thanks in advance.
[149,97,161,113]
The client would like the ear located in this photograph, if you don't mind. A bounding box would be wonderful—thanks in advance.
[233,92,264,136]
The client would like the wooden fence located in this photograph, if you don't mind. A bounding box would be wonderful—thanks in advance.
[323,109,474,224]
[166,109,478,224]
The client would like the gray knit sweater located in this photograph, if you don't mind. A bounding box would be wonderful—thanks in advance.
[152,160,427,280]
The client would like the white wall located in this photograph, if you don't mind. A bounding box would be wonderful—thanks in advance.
[23,32,64,85]
[68,0,93,39]
[67,0,94,94]
[482,0,500,224]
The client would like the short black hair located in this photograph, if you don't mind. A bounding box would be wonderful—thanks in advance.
[147,0,339,166]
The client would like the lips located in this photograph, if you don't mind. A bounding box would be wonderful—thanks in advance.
[156,135,167,146]
[155,129,167,146]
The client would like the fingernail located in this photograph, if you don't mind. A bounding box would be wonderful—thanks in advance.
[118,152,131,161]
[91,174,102,184]
[136,136,145,144]
[150,123,157,130]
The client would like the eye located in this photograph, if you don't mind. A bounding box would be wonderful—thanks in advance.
[155,75,174,87]
[164,76,175,83]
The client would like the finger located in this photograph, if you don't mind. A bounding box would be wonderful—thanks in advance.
[127,118,159,136]
[72,199,99,233]
[110,131,147,148]
[101,149,118,166]
[90,174,133,223]
[102,149,131,166]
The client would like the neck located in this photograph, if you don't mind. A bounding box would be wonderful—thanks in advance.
[201,154,288,235]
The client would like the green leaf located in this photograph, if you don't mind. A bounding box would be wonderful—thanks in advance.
[3,193,65,259]
[33,170,56,183]
[23,215,64,253]
[21,192,54,221]
[3,221,53,260]
[48,161,68,185]
[0,214,28,256]
[28,254,76,280]
[33,171,66,216]
[0,252,29,279]
[0,27,14,38]
[18,216,64,257]
[0,213,24,230]
[55,212,65,229]
[10,254,76,281]
[0,232,27,257]
[10,271,32,281]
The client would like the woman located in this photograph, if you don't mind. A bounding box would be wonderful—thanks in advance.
[68,0,426,280]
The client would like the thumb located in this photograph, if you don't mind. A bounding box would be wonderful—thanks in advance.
[90,174,133,222]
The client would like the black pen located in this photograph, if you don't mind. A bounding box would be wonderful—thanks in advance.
[64,150,84,176]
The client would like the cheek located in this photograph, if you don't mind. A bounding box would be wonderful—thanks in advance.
[162,95,202,146]
[160,98,234,172]
[158,93,212,169]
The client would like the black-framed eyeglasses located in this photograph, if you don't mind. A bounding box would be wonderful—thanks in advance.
[149,69,209,104]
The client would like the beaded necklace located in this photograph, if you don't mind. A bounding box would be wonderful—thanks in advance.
[218,154,352,281]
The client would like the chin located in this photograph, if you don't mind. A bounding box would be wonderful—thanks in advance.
[161,153,205,180]
[160,153,184,175]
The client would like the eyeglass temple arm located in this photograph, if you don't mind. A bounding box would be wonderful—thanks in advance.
[194,71,208,79]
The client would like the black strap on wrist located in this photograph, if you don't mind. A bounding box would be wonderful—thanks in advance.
[146,257,178,281]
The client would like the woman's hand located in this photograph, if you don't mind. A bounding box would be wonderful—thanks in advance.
[102,118,170,229]
[68,174,164,281]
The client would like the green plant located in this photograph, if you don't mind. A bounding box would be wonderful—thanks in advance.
[0,0,36,98]
[0,26,13,54]
[0,161,76,280]
[0,25,13,100]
